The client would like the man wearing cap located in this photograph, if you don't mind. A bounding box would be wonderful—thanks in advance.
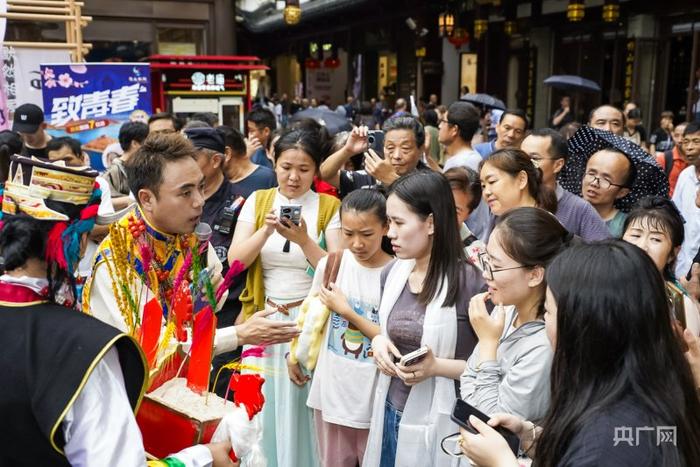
[185,126,256,395]
[12,103,52,160]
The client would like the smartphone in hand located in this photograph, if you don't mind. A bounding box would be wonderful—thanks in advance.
[451,399,520,455]
[399,345,429,366]
[280,204,302,226]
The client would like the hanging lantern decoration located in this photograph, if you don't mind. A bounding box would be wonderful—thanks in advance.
[438,12,455,37]
[474,19,488,39]
[448,27,470,49]
[602,0,620,23]
[304,58,320,69]
[503,0,517,36]
[567,0,585,22]
[323,57,340,68]
[474,4,489,40]
[284,0,301,25]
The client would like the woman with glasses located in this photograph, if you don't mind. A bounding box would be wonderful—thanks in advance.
[460,207,574,425]
[459,241,700,466]
[480,148,557,219]
[363,170,484,467]
[622,196,700,335]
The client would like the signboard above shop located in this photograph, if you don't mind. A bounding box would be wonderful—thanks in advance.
[162,68,247,95]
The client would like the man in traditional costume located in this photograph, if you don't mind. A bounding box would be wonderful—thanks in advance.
[83,131,297,368]
[0,155,233,466]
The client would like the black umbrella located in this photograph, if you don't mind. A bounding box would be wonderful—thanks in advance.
[289,108,352,135]
[559,126,669,213]
[459,93,506,110]
[544,75,601,93]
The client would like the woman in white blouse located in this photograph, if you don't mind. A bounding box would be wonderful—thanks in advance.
[228,128,341,467]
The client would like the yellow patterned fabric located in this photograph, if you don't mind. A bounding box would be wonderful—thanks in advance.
[82,206,196,336]
[2,156,98,221]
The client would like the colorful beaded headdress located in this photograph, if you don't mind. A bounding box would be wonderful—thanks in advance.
[0,155,102,276]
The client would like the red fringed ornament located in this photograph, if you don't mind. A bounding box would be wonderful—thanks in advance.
[172,280,193,342]
[139,298,163,368]
[227,373,265,420]
[80,204,99,220]
[45,222,68,270]
[187,305,217,394]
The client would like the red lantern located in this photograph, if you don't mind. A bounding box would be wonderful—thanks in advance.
[323,57,340,69]
[305,58,321,69]
[448,28,470,49]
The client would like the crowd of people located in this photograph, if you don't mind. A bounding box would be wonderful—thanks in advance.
[1,93,700,467]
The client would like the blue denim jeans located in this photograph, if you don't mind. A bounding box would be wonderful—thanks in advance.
[379,400,403,467]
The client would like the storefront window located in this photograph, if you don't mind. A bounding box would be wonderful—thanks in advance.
[157,27,204,55]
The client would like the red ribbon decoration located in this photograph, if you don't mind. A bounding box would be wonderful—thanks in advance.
[187,305,216,394]
[172,280,192,342]
[139,298,163,368]
[227,373,266,420]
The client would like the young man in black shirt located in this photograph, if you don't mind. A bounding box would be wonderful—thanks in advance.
[12,103,52,160]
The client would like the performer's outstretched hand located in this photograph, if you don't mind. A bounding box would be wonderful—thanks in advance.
[237,308,300,346]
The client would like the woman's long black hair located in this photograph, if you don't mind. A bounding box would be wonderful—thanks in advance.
[536,241,700,466]
[388,170,465,307]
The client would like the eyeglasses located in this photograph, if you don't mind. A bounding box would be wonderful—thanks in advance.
[583,172,626,191]
[478,253,528,281]
[439,118,452,126]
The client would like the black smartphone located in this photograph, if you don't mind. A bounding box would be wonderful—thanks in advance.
[451,399,520,455]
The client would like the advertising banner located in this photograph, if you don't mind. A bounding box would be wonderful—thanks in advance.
[40,63,151,170]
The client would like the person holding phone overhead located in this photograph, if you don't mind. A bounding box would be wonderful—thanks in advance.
[363,170,484,467]
[622,196,700,336]
[461,207,573,427]
[460,242,700,466]
[228,128,341,467]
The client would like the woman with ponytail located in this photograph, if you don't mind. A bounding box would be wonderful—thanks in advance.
[460,207,574,425]
[480,148,558,217]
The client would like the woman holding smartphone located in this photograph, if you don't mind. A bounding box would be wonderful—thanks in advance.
[228,128,341,467]
[622,196,700,335]
[460,241,700,466]
[364,170,484,467]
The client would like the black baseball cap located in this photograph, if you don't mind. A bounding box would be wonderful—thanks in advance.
[12,103,44,133]
[184,127,226,154]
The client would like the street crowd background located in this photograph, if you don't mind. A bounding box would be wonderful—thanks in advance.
[3,63,700,466]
